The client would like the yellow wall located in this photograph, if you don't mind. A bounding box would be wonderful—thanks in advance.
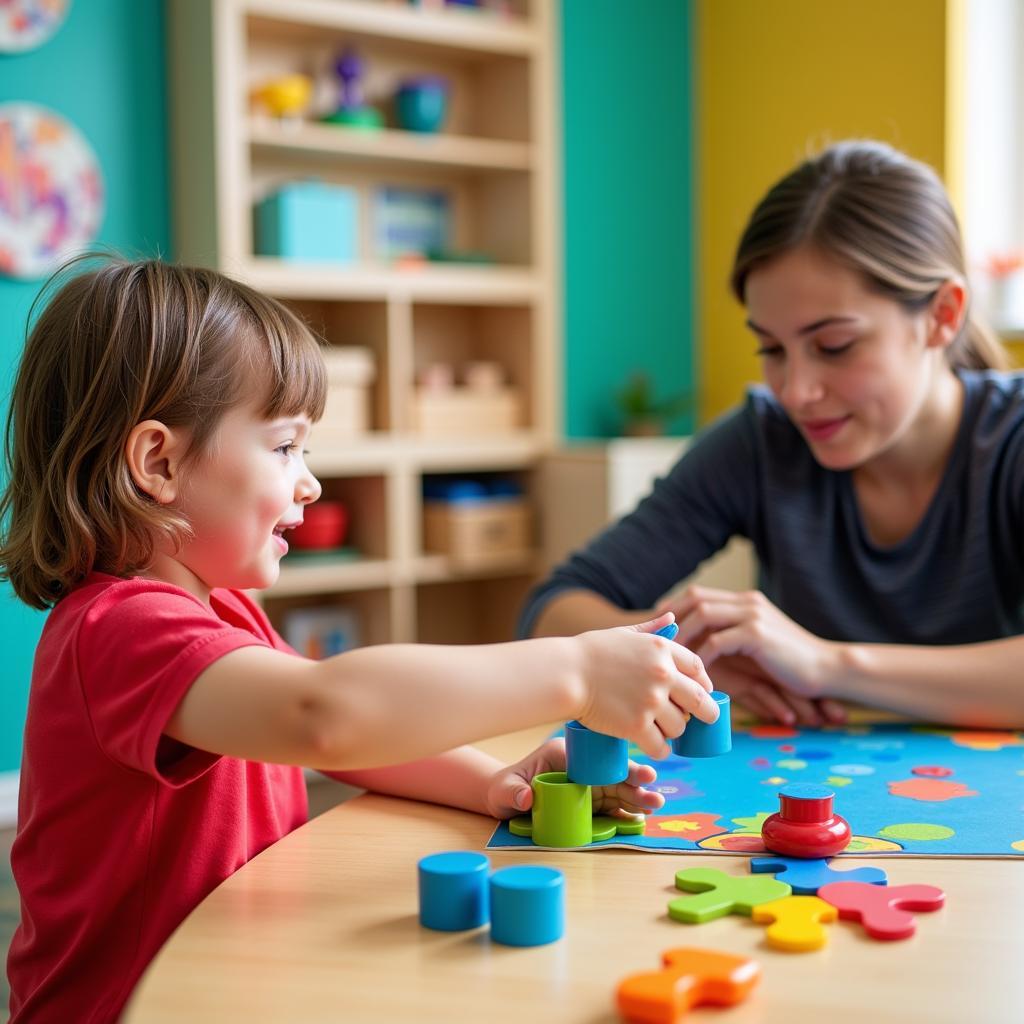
[695,0,950,421]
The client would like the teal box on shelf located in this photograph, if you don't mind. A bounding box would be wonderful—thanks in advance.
[254,181,358,263]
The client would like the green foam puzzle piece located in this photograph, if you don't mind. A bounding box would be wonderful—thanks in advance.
[507,813,646,844]
[669,868,792,923]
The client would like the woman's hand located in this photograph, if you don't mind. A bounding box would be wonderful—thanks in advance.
[661,587,847,725]
[484,737,665,821]
[700,652,846,726]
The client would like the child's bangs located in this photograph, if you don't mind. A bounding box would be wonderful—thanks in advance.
[239,297,328,423]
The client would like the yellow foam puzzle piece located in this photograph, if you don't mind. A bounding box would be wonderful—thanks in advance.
[751,895,838,952]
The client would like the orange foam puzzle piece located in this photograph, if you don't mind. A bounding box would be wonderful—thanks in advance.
[616,946,761,1023]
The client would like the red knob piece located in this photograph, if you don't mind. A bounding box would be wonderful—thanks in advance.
[761,783,851,859]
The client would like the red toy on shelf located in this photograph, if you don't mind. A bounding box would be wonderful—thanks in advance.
[761,783,851,858]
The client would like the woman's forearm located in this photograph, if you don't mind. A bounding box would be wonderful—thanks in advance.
[829,636,1024,728]
[531,589,647,637]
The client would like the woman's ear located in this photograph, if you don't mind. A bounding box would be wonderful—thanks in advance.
[126,420,188,504]
[927,280,968,350]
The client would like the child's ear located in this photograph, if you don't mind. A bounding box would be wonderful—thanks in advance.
[926,280,967,350]
[126,420,189,504]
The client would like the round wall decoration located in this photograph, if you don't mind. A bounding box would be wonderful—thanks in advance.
[0,0,71,53]
[0,102,104,280]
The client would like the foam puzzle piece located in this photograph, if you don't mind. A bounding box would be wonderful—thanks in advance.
[508,813,645,844]
[817,880,945,940]
[616,946,761,1023]
[750,895,838,951]
[668,868,791,923]
[749,856,888,894]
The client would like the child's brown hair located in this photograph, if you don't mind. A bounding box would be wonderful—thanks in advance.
[0,257,327,610]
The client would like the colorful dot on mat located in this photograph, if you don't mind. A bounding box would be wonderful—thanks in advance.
[1011,840,1024,852]
[749,757,772,770]
[778,744,796,753]
[846,835,903,853]
[912,765,954,777]
[877,823,955,842]
[697,832,767,853]
[830,763,875,776]
[732,812,771,831]
[887,778,978,802]
[776,759,807,770]
[827,776,852,787]
[748,725,799,739]
[762,776,788,785]
[794,748,833,760]
[948,730,1023,751]
[644,812,726,841]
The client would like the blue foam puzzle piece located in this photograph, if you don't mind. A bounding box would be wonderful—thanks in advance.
[749,855,888,894]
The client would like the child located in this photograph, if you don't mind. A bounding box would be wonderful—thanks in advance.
[0,258,719,1024]
[521,140,1024,731]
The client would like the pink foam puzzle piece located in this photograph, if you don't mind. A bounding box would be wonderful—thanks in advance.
[817,881,945,940]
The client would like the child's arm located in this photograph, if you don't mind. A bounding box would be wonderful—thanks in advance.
[322,738,664,820]
[165,613,719,770]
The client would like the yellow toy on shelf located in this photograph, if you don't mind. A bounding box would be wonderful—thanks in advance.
[250,73,312,120]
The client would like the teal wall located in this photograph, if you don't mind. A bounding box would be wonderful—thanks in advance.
[0,0,170,772]
[560,0,695,437]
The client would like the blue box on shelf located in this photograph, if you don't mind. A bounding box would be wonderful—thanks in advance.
[254,181,358,263]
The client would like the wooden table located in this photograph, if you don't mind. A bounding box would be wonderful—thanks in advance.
[125,725,1024,1023]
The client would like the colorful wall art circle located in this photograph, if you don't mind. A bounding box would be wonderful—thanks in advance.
[0,0,70,53]
[0,102,104,279]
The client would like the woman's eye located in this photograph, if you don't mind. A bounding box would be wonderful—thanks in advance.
[819,341,855,356]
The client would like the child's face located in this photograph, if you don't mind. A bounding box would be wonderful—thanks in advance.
[744,244,951,472]
[163,401,321,599]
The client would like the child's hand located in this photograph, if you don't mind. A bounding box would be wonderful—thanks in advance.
[484,737,665,821]
[574,612,719,760]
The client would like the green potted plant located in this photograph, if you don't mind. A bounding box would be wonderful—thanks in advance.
[615,372,692,436]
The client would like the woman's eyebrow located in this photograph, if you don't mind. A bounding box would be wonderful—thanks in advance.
[746,315,860,337]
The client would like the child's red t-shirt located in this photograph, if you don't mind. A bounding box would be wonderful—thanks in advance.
[7,573,309,1023]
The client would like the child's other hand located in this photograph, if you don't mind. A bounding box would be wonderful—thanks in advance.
[484,737,665,821]
[574,612,719,760]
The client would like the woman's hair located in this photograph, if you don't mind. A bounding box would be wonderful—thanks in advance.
[0,257,327,609]
[731,139,1009,372]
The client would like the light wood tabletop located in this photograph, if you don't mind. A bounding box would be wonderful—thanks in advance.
[125,725,1024,1024]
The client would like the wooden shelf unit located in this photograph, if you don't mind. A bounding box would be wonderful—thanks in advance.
[168,0,560,646]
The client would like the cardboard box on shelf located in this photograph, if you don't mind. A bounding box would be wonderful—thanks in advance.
[412,386,521,435]
[423,496,531,567]
[314,347,376,440]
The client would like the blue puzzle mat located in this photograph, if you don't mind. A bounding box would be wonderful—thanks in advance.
[487,722,1024,858]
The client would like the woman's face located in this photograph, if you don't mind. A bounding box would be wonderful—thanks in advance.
[743,244,951,472]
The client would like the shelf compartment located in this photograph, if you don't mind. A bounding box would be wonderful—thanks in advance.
[412,302,535,431]
[245,6,532,144]
[414,574,537,644]
[264,586,394,649]
[249,160,533,266]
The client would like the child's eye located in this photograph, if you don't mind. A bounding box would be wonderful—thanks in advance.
[755,345,784,359]
[275,442,298,457]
